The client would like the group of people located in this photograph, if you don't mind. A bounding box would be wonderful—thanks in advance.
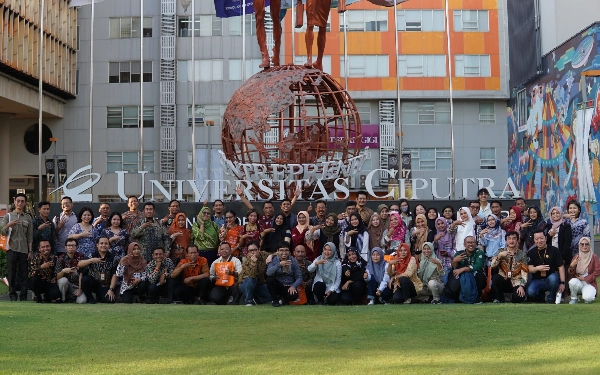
[1,188,598,306]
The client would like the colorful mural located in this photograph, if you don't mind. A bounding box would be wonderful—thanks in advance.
[507,23,600,234]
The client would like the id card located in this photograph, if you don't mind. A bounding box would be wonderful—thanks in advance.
[100,273,105,281]
[540,271,546,277]
[507,271,512,278]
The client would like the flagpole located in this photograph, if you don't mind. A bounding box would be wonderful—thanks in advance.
[88,0,94,183]
[38,0,45,200]
[445,0,455,199]
[394,0,401,168]
[291,0,295,64]
[140,0,144,171]
[242,0,246,81]
[191,0,196,178]
[343,11,348,88]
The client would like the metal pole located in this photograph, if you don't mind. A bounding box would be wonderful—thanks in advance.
[580,76,595,254]
[343,11,348,88]
[89,0,95,179]
[38,0,45,201]
[291,0,295,64]
[242,0,246,81]
[191,0,196,178]
[393,1,401,165]
[445,0,455,199]
[140,0,144,171]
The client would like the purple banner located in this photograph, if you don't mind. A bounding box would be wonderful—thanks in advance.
[329,124,380,149]
[214,0,269,18]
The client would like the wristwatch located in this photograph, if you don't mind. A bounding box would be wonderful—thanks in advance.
[559,281,565,285]
[109,287,115,291]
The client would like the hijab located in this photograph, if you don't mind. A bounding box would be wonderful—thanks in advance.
[549,206,564,231]
[576,237,593,276]
[412,214,429,251]
[418,242,439,284]
[122,242,147,284]
[317,242,339,285]
[296,211,310,233]
[366,247,386,283]
[377,204,390,228]
[196,206,218,239]
[389,212,407,242]
[168,212,191,249]
[368,213,385,250]
[435,217,454,251]
[426,208,438,232]
[455,207,475,251]
[345,212,367,250]
[505,206,522,232]
[394,243,412,275]
[483,214,503,241]
[342,248,366,280]
[263,213,290,253]
[321,213,342,242]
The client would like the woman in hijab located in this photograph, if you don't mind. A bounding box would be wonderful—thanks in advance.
[340,212,369,261]
[433,217,455,273]
[377,204,390,229]
[340,247,368,305]
[417,242,445,304]
[545,206,573,266]
[305,213,341,259]
[479,214,506,265]
[261,213,291,253]
[502,206,523,233]
[568,237,600,304]
[387,243,422,304]
[566,200,591,258]
[308,242,342,305]
[450,207,475,251]
[368,213,385,252]
[410,204,427,230]
[169,212,191,253]
[410,214,434,257]
[366,247,391,304]
[292,211,312,259]
[191,207,220,266]
[519,206,546,251]
[381,212,409,255]
[115,242,148,303]
[426,207,439,232]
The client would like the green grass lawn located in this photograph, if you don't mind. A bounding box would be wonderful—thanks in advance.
[1,302,600,375]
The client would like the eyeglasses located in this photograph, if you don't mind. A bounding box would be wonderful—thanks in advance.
[581,243,590,246]
[202,212,210,215]
[225,216,234,219]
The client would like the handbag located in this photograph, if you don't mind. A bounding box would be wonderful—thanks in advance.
[215,261,235,287]
[0,213,11,252]
[289,285,308,305]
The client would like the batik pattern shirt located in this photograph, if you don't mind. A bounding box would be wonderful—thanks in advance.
[29,253,58,281]
[85,253,119,287]
[145,258,175,284]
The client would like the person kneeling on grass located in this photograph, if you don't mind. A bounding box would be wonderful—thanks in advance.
[366,247,391,305]
[308,242,342,305]
[116,242,148,303]
[77,236,118,304]
[340,247,369,305]
[489,231,527,303]
[55,238,84,302]
[29,240,61,303]
[208,242,242,305]
[387,243,422,304]
[568,237,600,304]
[526,229,565,303]
[417,242,445,304]
[266,242,303,307]
[144,247,175,304]
[239,241,272,306]
[443,236,485,304]
[171,244,210,304]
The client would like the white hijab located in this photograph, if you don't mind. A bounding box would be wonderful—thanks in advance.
[455,207,475,251]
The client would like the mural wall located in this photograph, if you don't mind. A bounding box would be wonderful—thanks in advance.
[507,23,600,234]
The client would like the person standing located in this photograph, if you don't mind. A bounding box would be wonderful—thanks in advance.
[32,201,56,254]
[355,190,374,224]
[122,196,144,235]
[130,202,171,262]
[92,203,112,232]
[191,207,220,266]
[0,193,33,301]
[54,196,77,255]
[161,199,180,228]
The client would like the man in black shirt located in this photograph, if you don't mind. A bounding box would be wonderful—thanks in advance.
[526,229,565,303]
[77,236,118,303]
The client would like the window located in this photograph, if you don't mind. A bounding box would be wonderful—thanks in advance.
[76,25,80,50]
[186,105,225,127]
[109,61,152,83]
[401,102,450,125]
[188,105,204,126]
[340,10,387,32]
[75,69,80,96]
[355,102,371,124]
[109,17,152,38]
[340,55,389,77]
[480,148,496,169]
[228,15,256,36]
[107,106,154,128]
[177,60,223,81]
[293,56,332,74]
[397,10,444,31]
[403,148,451,170]
[107,152,154,173]
[228,59,262,81]
[453,10,488,32]
[455,55,490,77]
[479,102,495,124]
[516,89,526,129]
[178,15,222,37]
[398,55,445,77]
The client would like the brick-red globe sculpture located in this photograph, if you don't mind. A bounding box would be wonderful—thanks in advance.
[221,65,362,197]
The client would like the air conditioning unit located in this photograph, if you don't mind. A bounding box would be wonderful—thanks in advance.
[359,175,367,189]
[349,176,358,189]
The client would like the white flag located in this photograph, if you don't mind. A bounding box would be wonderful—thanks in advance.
[181,0,192,12]
[69,0,107,7]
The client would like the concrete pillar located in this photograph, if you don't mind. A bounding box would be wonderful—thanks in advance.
[0,113,12,205]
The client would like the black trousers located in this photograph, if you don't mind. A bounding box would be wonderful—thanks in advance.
[340,279,367,305]
[312,281,341,305]
[29,276,61,301]
[444,271,486,301]
[209,283,239,305]
[81,275,115,303]
[121,281,148,304]
[266,276,299,302]
[174,277,210,304]
[146,277,176,304]
[7,250,28,300]
[491,273,525,303]
[391,277,417,304]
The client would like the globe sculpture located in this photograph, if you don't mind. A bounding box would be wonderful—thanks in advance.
[221,65,362,197]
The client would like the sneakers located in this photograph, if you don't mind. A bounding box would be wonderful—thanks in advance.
[492,299,501,303]
[403,298,411,304]
[272,300,281,307]
[367,299,375,305]
[431,299,442,305]
[245,300,254,306]
[569,298,577,304]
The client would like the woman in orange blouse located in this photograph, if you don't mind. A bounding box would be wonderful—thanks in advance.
[168,213,191,254]
[219,210,244,258]
[387,243,423,304]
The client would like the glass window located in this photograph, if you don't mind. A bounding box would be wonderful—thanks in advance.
[401,102,450,124]
[228,15,256,36]
[106,106,154,128]
[109,61,151,83]
[455,55,491,77]
[340,10,387,32]
[397,10,444,31]
[293,56,332,74]
[107,152,154,173]
[480,148,496,169]
[340,55,388,77]
[403,148,451,170]
[178,60,223,81]
[454,10,488,32]
[479,102,495,124]
[398,55,446,77]
[109,17,152,39]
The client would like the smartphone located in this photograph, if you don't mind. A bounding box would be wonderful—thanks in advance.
[146,217,153,223]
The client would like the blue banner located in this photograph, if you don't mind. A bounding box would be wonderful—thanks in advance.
[214,0,269,18]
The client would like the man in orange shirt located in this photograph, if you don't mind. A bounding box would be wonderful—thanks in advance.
[170,244,210,304]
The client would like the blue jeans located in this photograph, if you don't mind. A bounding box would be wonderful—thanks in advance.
[239,277,272,304]
[527,272,560,302]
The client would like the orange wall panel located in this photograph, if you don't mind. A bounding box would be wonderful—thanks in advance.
[422,32,446,54]
[345,33,382,54]
[465,77,486,90]
[401,77,425,90]
[452,77,465,90]
[448,0,463,10]
[401,33,426,54]
[463,0,483,9]
[450,33,465,54]
[485,77,500,90]
[423,77,447,90]
[382,77,397,91]
[484,31,499,54]
[482,0,498,9]
[463,33,485,54]
[490,54,500,76]
[347,77,383,91]
[421,0,445,8]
